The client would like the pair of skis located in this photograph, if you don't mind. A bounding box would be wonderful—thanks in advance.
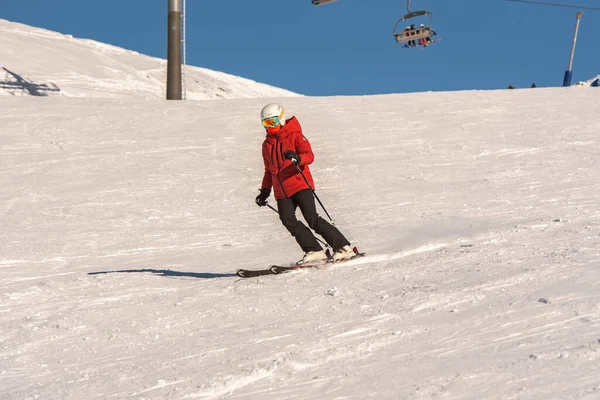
[402,38,442,49]
[236,247,365,278]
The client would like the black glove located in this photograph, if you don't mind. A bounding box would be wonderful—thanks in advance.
[283,150,301,165]
[255,188,271,207]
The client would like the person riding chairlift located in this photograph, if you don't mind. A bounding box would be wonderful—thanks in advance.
[418,24,428,46]
[408,24,418,47]
[424,24,437,45]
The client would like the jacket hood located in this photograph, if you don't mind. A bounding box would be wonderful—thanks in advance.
[264,116,301,141]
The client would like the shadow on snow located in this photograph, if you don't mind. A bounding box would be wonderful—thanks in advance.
[1,67,61,96]
[88,268,236,279]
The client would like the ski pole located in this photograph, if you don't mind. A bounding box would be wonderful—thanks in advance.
[265,201,330,249]
[266,203,279,214]
[292,163,335,224]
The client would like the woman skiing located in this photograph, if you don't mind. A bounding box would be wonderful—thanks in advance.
[255,103,355,265]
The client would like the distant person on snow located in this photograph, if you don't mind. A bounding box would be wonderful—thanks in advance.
[254,103,355,265]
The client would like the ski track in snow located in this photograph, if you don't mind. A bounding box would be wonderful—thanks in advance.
[1,88,600,399]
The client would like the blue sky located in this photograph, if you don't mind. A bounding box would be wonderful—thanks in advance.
[3,0,599,96]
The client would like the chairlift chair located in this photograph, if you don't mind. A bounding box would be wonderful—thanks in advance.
[393,10,434,45]
[393,0,438,47]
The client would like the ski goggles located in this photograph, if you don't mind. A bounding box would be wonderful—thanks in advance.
[261,116,282,129]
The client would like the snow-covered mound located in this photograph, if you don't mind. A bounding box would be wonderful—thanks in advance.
[575,74,599,87]
[1,87,599,399]
[0,19,300,99]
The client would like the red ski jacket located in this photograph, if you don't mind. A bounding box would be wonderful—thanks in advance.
[260,117,315,200]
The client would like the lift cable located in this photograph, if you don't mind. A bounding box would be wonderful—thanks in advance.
[505,0,600,11]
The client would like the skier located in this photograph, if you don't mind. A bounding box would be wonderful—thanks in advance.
[255,103,356,265]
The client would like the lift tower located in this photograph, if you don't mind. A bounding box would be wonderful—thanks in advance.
[563,11,583,87]
[167,0,182,100]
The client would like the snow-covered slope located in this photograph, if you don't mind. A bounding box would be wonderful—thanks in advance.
[585,74,599,85]
[1,86,599,399]
[575,74,599,87]
[0,19,300,99]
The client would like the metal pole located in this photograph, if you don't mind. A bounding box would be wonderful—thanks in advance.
[181,0,187,100]
[563,11,583,87]
[167,0,182,100]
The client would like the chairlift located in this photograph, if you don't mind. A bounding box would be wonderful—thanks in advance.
[392,0,438,48]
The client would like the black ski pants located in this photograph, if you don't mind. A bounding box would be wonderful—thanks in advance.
[277,189,350,253]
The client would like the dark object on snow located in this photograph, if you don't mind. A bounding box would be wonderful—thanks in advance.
[507,85,515,89]
[538,298,550,304]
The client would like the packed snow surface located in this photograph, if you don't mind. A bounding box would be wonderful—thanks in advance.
[1,87,600,398]
[0,19,300,100]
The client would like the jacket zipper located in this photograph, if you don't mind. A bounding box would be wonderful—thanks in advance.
[274,136,288,198]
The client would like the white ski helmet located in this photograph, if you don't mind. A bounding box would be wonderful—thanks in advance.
[260,103,286,127]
